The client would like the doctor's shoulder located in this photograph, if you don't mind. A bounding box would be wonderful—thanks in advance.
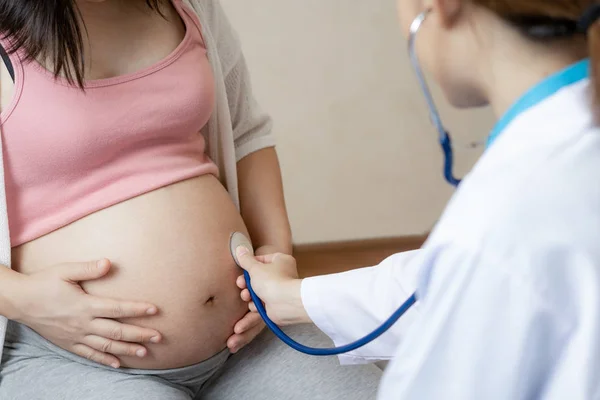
[424,125,600,289]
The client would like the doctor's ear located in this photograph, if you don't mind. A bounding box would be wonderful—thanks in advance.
[430,0,464,27]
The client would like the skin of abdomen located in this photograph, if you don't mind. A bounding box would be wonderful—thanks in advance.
[12,175,249,369]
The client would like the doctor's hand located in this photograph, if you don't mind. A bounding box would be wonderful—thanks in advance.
[226,246,269,353]
[235,248,310,326]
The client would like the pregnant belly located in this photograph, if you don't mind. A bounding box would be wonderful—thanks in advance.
[11,175,249,369]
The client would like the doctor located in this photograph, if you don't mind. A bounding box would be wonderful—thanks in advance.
[235,0,600,398]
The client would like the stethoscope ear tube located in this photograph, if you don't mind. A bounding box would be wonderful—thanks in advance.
[409,9,462,188]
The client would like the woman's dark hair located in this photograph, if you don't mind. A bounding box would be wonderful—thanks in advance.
[0,0,164,88]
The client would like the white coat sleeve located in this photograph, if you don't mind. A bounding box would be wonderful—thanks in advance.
[300,250,423,365]
[379,245,577,400]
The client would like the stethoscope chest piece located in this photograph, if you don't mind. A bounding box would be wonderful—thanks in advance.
[230,232,254,265]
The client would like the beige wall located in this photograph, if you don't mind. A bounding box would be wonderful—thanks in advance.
[221,0,494,245]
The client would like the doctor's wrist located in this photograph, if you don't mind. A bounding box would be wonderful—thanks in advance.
[277,279,311,326]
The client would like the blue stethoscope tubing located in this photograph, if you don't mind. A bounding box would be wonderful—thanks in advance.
[244,271,417,356]
[242,10,462,356]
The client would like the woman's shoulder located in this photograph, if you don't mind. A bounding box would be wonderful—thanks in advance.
[182,0,242,66]
[182,0,230,33]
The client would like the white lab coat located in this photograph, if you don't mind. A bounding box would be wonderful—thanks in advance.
[302,74,600,398]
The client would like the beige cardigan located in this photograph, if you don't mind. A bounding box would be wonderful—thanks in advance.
[0,0,275,362]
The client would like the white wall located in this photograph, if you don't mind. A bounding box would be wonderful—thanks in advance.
[221,0,494,244]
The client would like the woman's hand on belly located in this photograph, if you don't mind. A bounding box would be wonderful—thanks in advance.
[11,259,162,369]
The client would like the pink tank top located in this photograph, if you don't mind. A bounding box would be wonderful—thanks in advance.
[0,0,218,246]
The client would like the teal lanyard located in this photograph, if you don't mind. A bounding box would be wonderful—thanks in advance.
[486,59,590,148]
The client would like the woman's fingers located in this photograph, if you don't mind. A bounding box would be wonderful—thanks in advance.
[71,343,121,368]
[58,259,111,283]
[88,298,158,319]
[82,335,148,358]
[89,318,161,344]
[227,319,266,353]
[248,301,257,313]
[234,311,263,334]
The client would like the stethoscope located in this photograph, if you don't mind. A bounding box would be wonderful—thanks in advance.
[232,9,465,356]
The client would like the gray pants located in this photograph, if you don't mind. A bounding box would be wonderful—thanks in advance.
[0,321,382,399]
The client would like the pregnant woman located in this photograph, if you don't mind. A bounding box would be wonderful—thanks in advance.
[0,0,381,399]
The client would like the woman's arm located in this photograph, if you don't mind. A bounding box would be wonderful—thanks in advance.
[0,266,25,319]
[237,147,292,255]
[193,1,290,251]
[197,0,292,350]
[227,148,292,353]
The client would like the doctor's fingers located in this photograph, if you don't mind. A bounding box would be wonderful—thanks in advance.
[236,274,247,289]
[236,247,293,269]
[235,256,294,290]
[256,253,295,264]
[240,288,267,304]
[235,247,263,271]
[240,288,251,302]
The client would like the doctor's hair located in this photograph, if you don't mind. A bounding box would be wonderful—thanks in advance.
[0,0,165,88]
[474,0,600,103]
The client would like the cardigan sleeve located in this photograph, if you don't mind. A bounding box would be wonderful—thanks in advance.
[200,0,276,162]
